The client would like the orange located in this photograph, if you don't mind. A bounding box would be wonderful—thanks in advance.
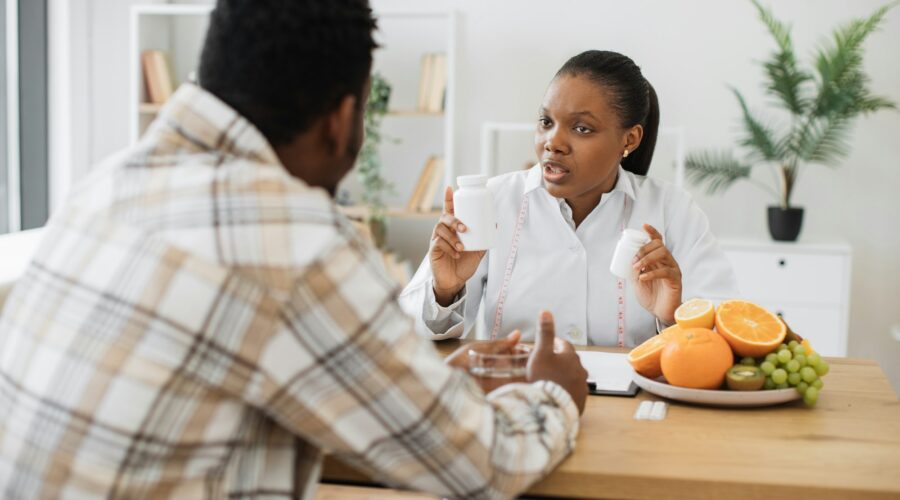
[660,328,733,389]
[674,298,716,329]
[715,300,787,357]
[783,319,817,355]
[801,339,816,355]
[627,325,680,379]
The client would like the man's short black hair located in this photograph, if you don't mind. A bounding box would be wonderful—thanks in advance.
[199,0,378,146]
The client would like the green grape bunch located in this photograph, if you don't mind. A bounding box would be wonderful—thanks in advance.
[754,340,829,406]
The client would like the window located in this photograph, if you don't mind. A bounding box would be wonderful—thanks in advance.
[1,0,8,234]
[1,0,48,235]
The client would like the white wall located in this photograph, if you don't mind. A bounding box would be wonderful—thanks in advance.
[52,0,900,392]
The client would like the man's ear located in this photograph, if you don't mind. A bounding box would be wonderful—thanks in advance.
[325,94,358,157]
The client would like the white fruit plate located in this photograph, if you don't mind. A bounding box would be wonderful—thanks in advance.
[632,372,802,408]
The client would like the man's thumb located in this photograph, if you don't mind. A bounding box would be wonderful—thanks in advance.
[535,310,556,353]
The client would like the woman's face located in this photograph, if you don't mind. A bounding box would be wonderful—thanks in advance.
[534,74,642,202]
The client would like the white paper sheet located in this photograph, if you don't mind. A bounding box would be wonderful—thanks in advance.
[576,351,636,392]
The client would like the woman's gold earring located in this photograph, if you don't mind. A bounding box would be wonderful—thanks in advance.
[623,149,630,158]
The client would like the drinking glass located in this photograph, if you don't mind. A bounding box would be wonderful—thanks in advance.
[468,344,531,393]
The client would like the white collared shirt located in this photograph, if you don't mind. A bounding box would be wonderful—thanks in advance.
[399,165,739,347]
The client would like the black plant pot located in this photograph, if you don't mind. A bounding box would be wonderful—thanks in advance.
[767,206,804,242]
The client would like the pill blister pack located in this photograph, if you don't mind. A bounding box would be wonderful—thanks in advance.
[634,400,668,421]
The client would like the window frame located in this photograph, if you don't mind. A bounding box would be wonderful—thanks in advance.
[4,0,48,234]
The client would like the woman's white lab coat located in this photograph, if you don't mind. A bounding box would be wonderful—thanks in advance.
[398,165,739,347]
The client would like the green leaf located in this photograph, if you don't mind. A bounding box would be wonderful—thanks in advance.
[793,116,851,166]
[811,2,896,117]
[751,0,812,114]
[355,72,396,218]
[855,94,897,115]
[751,0,790,50]
[685,150,753,195]
[731,88,782,161]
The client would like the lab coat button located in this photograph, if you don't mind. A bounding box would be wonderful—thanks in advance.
[570,327,583,340]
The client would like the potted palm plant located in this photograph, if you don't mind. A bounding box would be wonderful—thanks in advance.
[686,0,897,241]
[356,73,394,248]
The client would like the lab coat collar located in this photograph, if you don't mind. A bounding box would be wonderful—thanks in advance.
[523,164,636,201]
[611,165,636,201]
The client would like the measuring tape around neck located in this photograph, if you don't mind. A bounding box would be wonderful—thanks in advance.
[616,196,633,348]
[490,192,633,347]
[490,194,530,340]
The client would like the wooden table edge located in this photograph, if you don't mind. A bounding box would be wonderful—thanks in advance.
[320,340,899,498]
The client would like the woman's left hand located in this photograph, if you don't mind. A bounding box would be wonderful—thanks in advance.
[632,224,682,325]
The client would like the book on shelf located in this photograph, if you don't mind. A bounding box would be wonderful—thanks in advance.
[406,156,445,212]
[420,156,445,212]
[405,158,433,212]
[428,53,447,112]
[416,54,434,111]
[416,53,447,113]
[141,50,175,105]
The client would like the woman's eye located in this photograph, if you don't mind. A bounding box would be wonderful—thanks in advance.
[538,118,552,128]
[574,126,592,134]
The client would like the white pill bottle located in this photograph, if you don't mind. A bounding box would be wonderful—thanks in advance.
[609,228,651,279]
[453,175,496,251]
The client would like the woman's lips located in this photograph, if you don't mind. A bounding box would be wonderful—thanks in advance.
[543,161,570,183]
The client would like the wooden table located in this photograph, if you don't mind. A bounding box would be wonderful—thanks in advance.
[322,341,900,499]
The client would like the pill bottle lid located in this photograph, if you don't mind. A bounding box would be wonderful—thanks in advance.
[621,228,651,245]
[457,175,488,188]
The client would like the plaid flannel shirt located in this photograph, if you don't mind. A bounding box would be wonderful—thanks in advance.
[0,84,579,499]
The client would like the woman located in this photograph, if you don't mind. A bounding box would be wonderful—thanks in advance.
[399,50,738,347]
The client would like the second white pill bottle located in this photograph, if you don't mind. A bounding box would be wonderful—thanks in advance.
[609,228,651,279]
[453,175,496,251]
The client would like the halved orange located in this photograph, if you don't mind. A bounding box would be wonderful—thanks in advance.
[674,298,715,329]
[627,325,680,379]
[714,300,786,357]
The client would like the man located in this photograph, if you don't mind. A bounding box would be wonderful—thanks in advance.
[0,0,588,498]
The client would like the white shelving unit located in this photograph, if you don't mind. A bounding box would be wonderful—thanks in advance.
[344,9,458,216]
[129,4,213,145]
[128,5,459,219]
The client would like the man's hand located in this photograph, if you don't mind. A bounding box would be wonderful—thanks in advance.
[526,311,588,414]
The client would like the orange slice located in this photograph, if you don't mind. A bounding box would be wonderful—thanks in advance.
[714,300,787,357]
[627,325,680,379]
[674,298,716,329]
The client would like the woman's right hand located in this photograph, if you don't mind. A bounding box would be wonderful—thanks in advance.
[430,186,486,306]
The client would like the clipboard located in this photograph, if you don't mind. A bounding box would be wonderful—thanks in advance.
[577,351,641,398]
[588,380,640,397]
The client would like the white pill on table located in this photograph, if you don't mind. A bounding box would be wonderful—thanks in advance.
[634,400,653,420]
[649,401,668,421]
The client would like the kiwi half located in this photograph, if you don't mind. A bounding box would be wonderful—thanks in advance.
[725,364,766,391]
